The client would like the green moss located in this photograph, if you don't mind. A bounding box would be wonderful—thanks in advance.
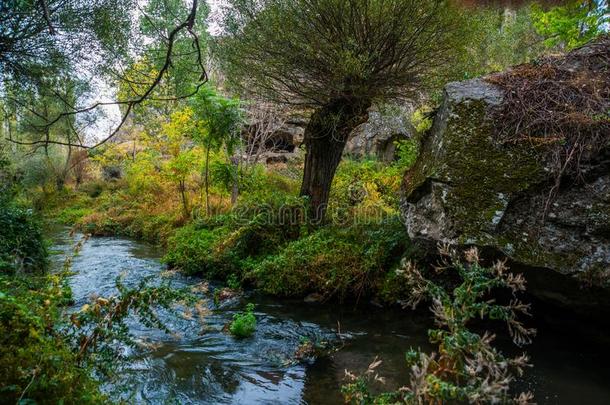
[499,232,581,271]
[405,98,546,241]
[440,101,544,235]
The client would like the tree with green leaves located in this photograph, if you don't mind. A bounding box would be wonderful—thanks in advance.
[1,0,209,149]
[190,86,243,214]
[219,0,465,221]
[15,76,89,190]
[0,0,133,90]
[532,0,609,49]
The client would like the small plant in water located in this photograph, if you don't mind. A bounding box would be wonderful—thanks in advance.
[227,273,241,290]
[343,246,536,404]
[229,303,257,338]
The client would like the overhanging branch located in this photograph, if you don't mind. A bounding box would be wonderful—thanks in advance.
[7,0,208,150]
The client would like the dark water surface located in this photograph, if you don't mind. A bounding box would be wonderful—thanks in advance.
[49,228,610,404]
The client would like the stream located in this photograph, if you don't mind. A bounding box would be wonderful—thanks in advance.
[49,228,610,404]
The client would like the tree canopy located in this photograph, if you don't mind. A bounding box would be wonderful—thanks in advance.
[219,0,466,220]
[1,0,209,149]
[219,0,465,108]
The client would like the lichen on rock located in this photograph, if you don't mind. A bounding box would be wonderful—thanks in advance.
[401,42,610,312]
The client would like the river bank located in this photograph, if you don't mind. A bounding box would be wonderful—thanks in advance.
[48,226,610,404]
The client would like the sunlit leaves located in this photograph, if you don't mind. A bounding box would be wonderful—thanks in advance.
[532,0,609,49]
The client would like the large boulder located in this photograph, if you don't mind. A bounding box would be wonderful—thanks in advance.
[401,48,610,312]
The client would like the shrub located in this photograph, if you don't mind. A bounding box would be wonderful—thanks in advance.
[79,180,106,198]
[0,197,47,274]
[57,206,95,225]
[226,273,241,290]
[1,252,200,403]
[343,247,536,404]
[328,154,420,222]
[0,273,103,403]
[250,217,408,300]
[229,303,257,338]
[164,193,307,278]
[163,224,232,276]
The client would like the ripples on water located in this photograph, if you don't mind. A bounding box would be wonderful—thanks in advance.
[49,228,610,404]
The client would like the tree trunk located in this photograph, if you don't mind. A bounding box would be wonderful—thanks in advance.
[179,179,190,219]
[300,99,371,223]
[204,145,211,216]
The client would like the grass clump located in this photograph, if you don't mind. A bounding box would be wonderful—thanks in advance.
[250,216,408,301]
[229,303,257,338]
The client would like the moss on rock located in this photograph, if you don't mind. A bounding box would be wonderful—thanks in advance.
[401,73,610,311]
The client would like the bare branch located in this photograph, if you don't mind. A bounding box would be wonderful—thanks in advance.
[38,0,55,34]
[7,0,209,150]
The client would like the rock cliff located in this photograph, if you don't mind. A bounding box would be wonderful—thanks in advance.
[401,39,610,311]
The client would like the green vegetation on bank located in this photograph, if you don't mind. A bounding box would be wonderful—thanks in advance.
[0,177,104,402]
[1,150,200,403]
[0,197,47,274]
[0,270,107,403]
[46,150,417,303]
[1,0,607,402]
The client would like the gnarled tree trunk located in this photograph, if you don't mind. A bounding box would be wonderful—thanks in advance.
[300,99,371,223]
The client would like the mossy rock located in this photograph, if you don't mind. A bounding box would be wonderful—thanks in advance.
[401,76,610,312]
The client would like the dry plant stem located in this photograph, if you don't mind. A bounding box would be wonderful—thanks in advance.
[487,36,610,220]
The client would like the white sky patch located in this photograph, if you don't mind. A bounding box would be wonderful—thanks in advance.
[207,0,226,36]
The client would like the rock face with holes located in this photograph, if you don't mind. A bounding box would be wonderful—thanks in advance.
[345,105,415,161]
[249,105,415,163]
[401,73,610,312]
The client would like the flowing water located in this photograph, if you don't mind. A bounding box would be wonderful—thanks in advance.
[49,228,610,404]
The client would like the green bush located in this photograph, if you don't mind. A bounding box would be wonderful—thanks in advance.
[229,303,257,338]
[164,215,301,278]
[57,206,95,225]
[250,217,408,300]
[328,155,417,220]
[126,212,180,244]
[164,194,307,278]
[0,197,47,274]
[0,275,104,404]
[226,273,241,290]
[163,223,232,276]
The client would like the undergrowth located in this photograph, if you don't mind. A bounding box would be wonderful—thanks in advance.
[343,246,536,404]
[1,195,203,403]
